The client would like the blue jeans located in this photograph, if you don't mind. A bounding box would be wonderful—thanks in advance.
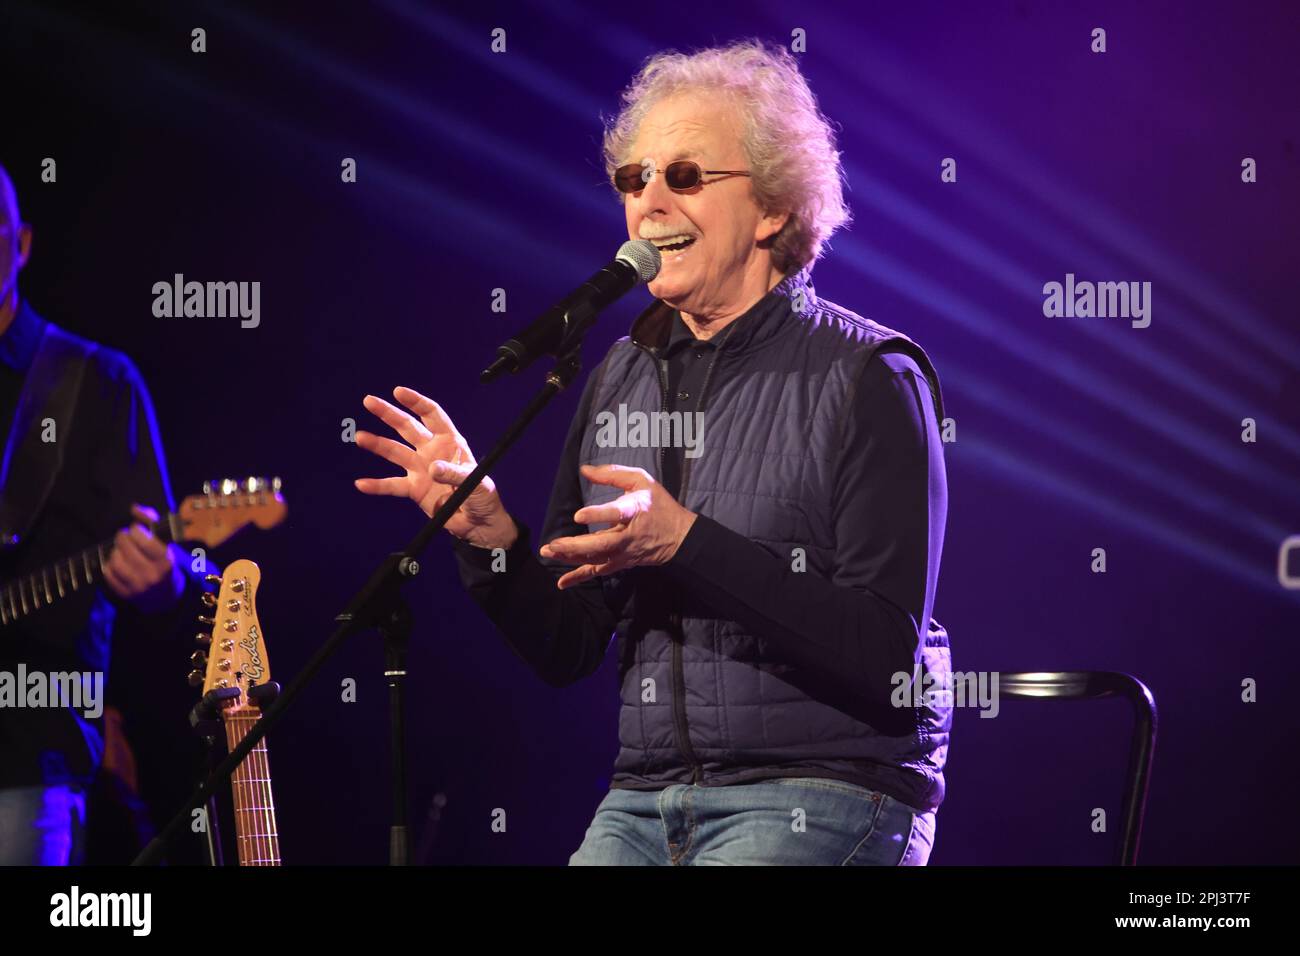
[570,777,935,865]
[0,785,86,865]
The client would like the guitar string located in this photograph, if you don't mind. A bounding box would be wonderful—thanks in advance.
[232,710,278,865]
[224,717,246,865]
[236,713,252,866]
[239,712,265,865]
[255,714,277,864]
[257,713,278,864]
[232,715,252,866]
[255,716,277,864]
[233,714,265,865]
[233,713,265,865]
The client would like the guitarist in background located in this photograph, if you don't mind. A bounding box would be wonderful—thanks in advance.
[0,163,209,864]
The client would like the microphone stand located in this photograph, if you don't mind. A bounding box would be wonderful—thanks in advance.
[132,341,587,866]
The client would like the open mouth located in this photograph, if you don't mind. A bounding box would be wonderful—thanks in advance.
[650,235,697,255]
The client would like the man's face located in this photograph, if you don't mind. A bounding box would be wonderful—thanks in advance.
[622,92,780,316]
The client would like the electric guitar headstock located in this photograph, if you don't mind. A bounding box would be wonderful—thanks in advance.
[174,477,287,549]
[190,558,282,866]
[190,558,272,713]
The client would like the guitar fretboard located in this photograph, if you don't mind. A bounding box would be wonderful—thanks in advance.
[224,709,281,866]
[0,540,117,626]
[0,516,179,628]
[1,486,284,631]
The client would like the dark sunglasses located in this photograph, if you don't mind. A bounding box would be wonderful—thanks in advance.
[613,160,751,194]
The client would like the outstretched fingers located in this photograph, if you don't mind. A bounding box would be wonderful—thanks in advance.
[354,476,413,497]
[541,528,623,564]
[556,563,605,589]
[363,393,433,449]
[394,387,465,446]
[355,430,422,472]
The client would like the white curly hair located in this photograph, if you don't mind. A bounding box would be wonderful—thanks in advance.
[602,38,852,277]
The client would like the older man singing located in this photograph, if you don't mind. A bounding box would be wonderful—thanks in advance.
[355,39,951,865]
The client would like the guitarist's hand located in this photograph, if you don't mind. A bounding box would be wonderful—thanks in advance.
[355,386,518,550]
[103,504,187,613]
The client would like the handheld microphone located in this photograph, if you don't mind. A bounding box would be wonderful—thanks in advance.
[480,239,661,382]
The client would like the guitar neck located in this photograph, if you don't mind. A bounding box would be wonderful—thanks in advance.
[223,710,281,866]
[0,514,181,627]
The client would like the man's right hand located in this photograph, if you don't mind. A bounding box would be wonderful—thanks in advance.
[354,386,518,550]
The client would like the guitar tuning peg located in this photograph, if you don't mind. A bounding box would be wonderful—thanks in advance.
[221,478,237,495]
[197,615,215,626]
[187,669,205,688]
[202,481,212,496]
[201,592,218,607]
[190,650,207,668]
[195,632,212,647]
[245,476,261,492]
[204,574,221,586]
[272,476,282,493]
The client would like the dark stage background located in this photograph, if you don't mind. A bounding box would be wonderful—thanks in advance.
[3,0,1297,864]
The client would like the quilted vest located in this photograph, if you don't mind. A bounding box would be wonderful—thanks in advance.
[578,267,953,812]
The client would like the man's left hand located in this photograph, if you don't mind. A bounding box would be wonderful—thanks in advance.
[103,504,186,613]
[541,464,697,590]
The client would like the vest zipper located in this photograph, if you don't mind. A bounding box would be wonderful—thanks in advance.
[679,338,726,502]
[640,344,704,784]
[636,327,733,787]
[644,329,738,785]
[673,342,726,786]
[652,353,670,484]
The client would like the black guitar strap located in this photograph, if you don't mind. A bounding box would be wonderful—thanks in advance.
[0,320,96,549]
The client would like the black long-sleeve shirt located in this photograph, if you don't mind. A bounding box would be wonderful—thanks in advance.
[454,304,947,715]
